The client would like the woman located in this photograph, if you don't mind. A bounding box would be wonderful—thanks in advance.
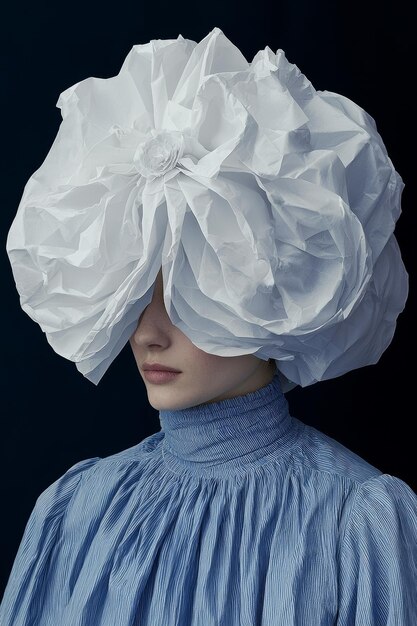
[1,27,416,624]
[1,264,416,624]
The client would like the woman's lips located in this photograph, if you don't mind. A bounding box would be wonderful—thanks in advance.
[143,370,181,384]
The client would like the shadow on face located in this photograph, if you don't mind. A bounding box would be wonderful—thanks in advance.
[129,266,276,410]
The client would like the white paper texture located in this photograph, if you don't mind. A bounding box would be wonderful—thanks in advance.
[6,27,408,390]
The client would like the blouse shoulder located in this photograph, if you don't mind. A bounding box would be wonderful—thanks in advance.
[0,456,101,623]
[336,473,417,625]
[300,423,385,484]
[35,456,102,513]
[353,473,417,515]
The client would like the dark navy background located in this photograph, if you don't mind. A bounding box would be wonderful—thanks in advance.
[1,0,415,595]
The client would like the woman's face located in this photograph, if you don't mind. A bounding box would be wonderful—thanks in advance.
[129,267,276,411]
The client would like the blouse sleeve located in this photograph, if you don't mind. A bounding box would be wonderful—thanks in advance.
[0,456,101,625]
[336,473,417,625]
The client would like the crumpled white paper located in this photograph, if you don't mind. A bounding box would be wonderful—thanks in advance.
[6,27,408,390]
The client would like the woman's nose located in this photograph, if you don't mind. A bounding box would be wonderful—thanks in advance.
[132,299,170,339]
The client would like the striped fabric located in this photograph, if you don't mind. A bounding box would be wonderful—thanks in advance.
[1,373,416,624]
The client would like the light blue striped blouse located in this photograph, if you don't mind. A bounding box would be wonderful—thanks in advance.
[1,373,416,625]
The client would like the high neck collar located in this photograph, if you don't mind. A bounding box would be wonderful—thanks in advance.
[158,373,303,480]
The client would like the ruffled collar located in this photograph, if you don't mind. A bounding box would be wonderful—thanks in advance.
[158,372,303,479]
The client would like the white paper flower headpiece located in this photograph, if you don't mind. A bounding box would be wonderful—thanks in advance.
[6,27,408,391]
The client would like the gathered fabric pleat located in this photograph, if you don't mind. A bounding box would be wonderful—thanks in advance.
[1,375,416,625]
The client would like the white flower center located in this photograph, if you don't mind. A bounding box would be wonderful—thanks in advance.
[133,129,185,179]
